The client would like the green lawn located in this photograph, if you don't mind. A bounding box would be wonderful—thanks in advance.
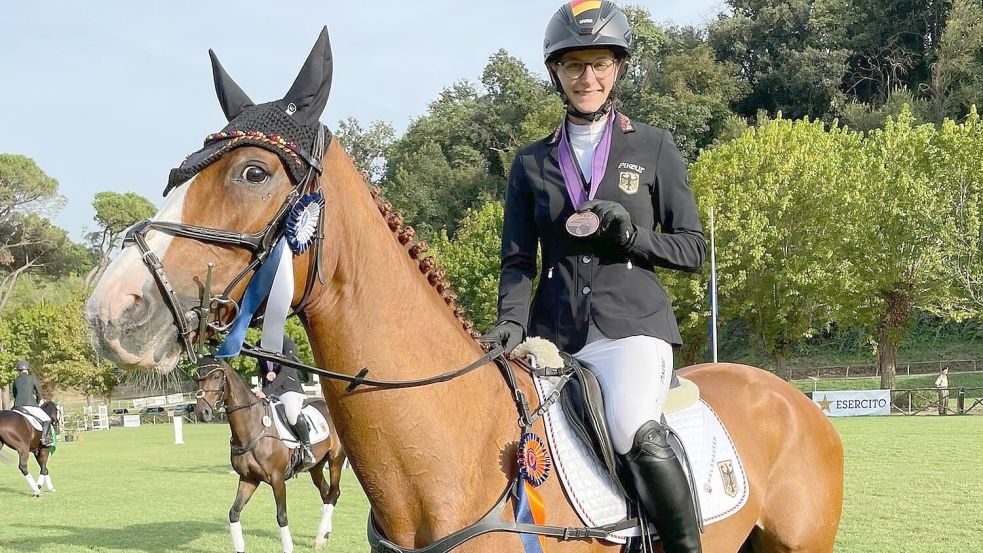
[0,418,980,552]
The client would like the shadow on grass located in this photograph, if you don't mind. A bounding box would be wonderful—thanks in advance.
[3,521,225,552]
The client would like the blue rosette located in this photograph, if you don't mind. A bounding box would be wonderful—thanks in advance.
[286,192,324,254]
[517,432,552,487]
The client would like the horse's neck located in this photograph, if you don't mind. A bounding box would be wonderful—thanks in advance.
[303,143,519,540]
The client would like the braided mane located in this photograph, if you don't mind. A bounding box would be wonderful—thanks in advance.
[368,186,481,340]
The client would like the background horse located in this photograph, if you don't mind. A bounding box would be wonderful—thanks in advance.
[194,357,346,552]
[0,401,60,497]
[87,28,843,552]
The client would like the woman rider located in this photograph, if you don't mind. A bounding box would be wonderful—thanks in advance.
[480,2,706,552]
[252,335,314,466]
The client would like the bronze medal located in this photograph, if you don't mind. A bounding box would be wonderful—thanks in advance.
[565,211,600,237]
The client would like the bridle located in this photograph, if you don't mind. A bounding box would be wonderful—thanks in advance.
[194,363,257,415]
[123,125,328,363]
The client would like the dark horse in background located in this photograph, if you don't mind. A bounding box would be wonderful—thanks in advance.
[195,357,347,552]
[0,401,60,497]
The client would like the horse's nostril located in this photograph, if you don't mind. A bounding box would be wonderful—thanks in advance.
[121,293,149,323]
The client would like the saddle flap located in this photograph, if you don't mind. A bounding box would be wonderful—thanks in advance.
[557,353,620,484]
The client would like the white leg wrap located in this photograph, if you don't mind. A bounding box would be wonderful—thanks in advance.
[230,521,245,552]
[43,474,55,491]
[279,524,294,553]
[24,473,40,495]
[316,503,334,543]
[37,474,46,488]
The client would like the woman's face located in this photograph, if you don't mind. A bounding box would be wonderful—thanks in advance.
[553,48,620,117]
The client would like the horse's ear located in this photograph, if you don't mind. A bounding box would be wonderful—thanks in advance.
[209,49,254,121]
[282,26,333,126]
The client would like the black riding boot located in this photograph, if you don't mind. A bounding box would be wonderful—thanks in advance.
[622,420,702,553]
[40,421,52,446]
[292,419,315,467]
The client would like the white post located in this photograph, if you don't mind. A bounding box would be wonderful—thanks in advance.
[710,206,719,364]
[173,413,184,445]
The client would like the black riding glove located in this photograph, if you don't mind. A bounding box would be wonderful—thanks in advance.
[580,199,637,251]
[479,320,525,353]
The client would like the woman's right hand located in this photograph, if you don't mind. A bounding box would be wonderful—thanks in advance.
[479,320,525,353]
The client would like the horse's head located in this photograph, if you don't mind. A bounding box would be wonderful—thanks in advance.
[86,28,334,373]
[193,357,232,422]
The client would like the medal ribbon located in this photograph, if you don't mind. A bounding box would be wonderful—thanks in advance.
[557,111,616,210]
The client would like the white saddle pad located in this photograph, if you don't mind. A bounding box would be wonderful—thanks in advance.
[534,377,749,543]
[13,406,48,430]
[270,401,331,449]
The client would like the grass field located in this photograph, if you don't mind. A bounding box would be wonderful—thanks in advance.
[0,418,980,552]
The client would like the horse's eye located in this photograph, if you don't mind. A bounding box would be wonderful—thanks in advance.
[241,165,269,184]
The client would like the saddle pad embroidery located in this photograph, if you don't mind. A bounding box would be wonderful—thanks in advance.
[533,377,750,543]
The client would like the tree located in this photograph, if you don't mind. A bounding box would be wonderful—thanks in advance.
[383,51,556,237]
[921,0,983,123]
[688,117,865,375]
[620,8,748,158]
[0,214,88,313]
[932,108,983,321]
[334,117,395,184]
[430,201,504,332]
[708,0,851,121]
[0,153,61,225]
[850,108,953,389]
[85,191,157,287]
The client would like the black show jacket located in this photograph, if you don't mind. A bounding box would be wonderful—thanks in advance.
[496,112,706,353]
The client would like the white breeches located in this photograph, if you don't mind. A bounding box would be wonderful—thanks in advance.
[279,391,305,425]
[19,406,50,423]
[573,335,674,455]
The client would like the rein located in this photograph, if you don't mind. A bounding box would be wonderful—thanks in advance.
[195,364,275,455]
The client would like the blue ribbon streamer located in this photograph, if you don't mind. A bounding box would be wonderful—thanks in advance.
[216,238,287,357]
[514,482,545,553]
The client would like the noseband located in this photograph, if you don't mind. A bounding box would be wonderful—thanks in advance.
[123,126,327,362]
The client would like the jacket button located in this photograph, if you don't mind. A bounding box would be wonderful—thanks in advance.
[582,286,591,295]
[581,256,591,264]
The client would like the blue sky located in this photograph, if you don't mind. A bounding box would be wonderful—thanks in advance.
[0,1,724,242]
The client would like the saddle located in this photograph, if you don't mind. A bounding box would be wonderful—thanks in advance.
[12,406,47,431]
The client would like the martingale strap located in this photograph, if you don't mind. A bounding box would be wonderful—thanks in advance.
[367,477,641,553]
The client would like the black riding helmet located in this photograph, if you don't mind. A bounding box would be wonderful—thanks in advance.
[543,0,632,121]
[16,360,29,373]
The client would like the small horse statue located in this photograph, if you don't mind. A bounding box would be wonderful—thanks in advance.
[194,356,346,552]
[87,27,844,552]
[0,400,60,497]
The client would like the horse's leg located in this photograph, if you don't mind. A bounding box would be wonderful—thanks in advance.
[229,478,259,553]
[271,475,294,553]
[35,447,54,492]
[18,448,40,497]
[311,448,344,550]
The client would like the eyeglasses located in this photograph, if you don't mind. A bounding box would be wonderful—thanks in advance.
[554,57,618,80]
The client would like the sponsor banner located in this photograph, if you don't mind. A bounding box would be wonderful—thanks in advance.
[812,390,891,417]
[133,395,168,409]
[166,393,184,405]
[123,415,141,428]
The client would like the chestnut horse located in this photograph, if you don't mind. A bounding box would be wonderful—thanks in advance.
[86,28,843,552]
[194,357,347,551]
[0,401,60,497]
